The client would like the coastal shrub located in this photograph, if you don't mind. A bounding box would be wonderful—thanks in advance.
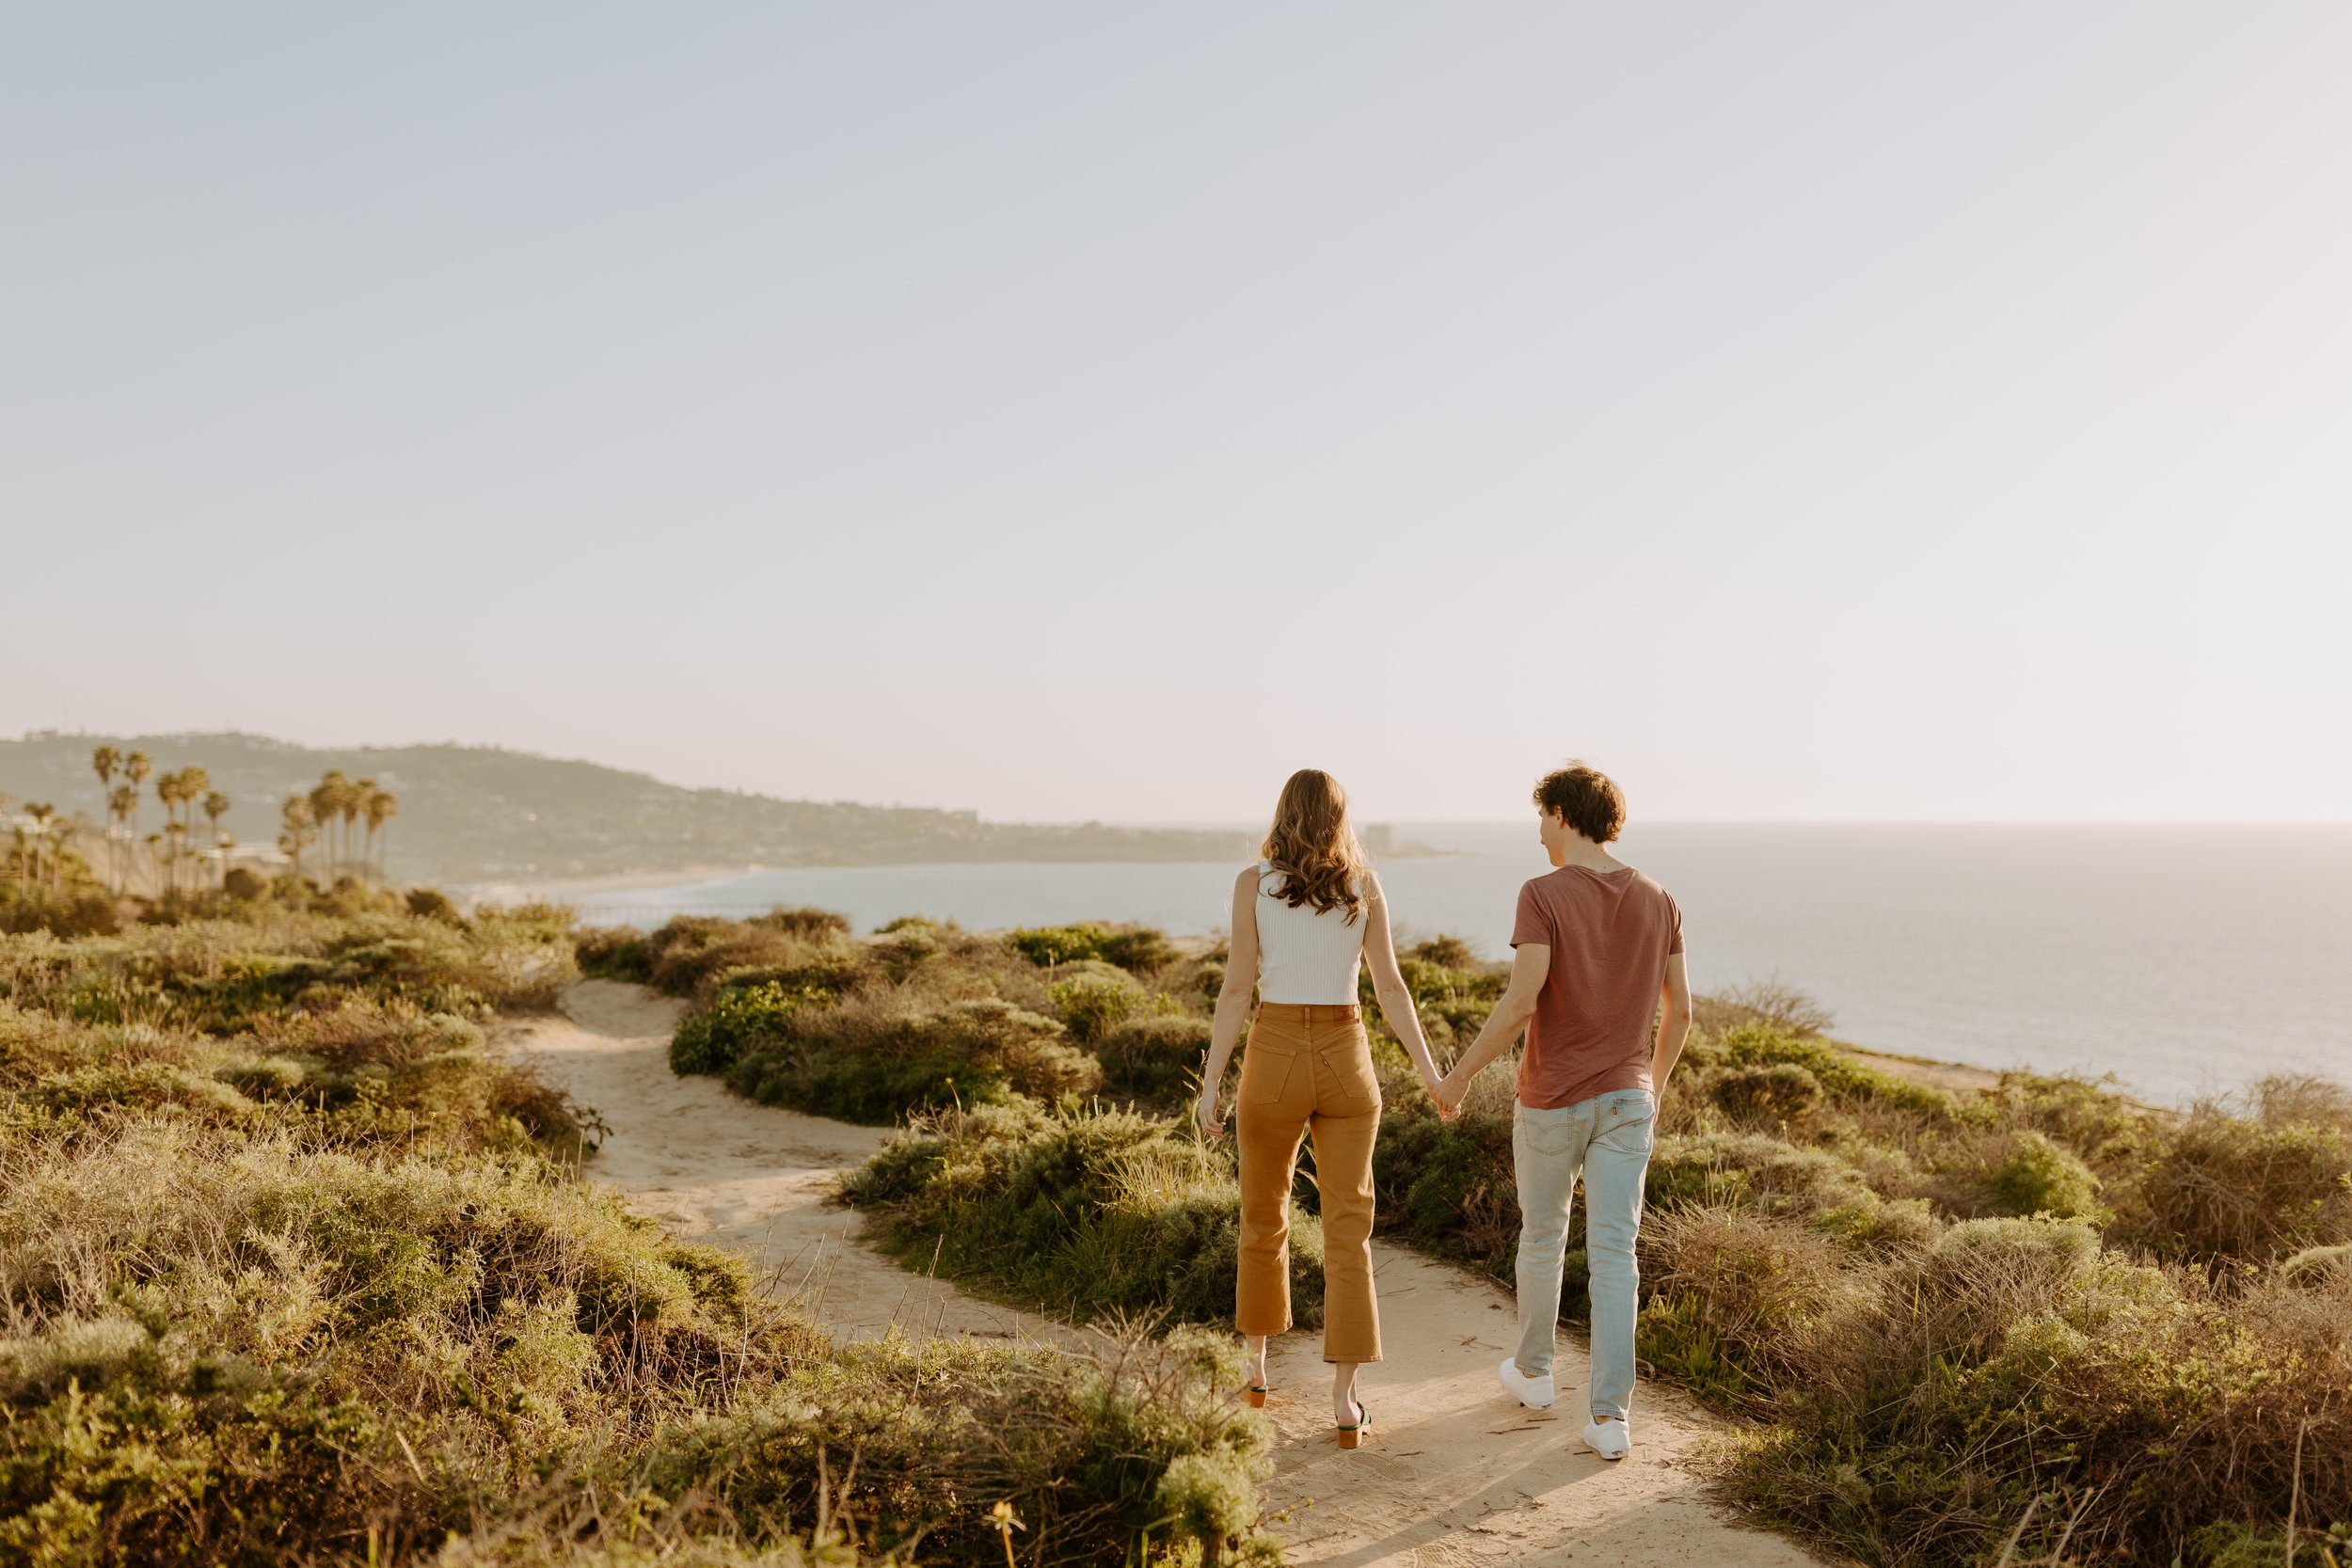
[869,923,940,981]
[1008,923,1173,975]
[2253,1072,2352,1132]
[1726,1211,2352,1566]
[2121,1107,2352,1265]
[721,997,1100,1123]
[2279,1242,2352,1286]
[751,906,852,941]
[847,1100,1325,1331]
[1405,935,1477,969]
[1048,967,1184,1045]
[1720,1023,1959,1119]
[671,980,827,1077]
[0,911,574,1040]
[621,912,860,999]
[1095,1014,1213,1104]
[1977,1128,2104,1219]
[404,887,467,925]
[644,1324,1270,1566]
[575,923,655,983]
[1940,1069,2154,1181]
[1368,947,1507,1053]
[1711,1062,1821,1124]
[1370,1104,1522,1279]
[1635,1208,1862,1407]
[1692,978,1836,1038]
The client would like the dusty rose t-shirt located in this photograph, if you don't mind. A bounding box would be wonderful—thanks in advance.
[1509,864,1684,1110]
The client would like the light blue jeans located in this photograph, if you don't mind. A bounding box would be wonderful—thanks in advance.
[1512,1086,1656,1422]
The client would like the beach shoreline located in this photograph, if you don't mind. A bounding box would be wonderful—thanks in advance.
[456,864,764,910]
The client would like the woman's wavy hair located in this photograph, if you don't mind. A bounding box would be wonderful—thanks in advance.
[1261,768,1369,925]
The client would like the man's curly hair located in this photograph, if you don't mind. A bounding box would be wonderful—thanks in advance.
[1534,763,1626,844]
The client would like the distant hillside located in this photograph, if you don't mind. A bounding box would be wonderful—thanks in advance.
[0,732,1255,884]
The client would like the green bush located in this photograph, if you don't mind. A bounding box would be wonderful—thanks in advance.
[723,998,1100,1123]
[1371,1106,1522,1279]
[404,887,467,925]
[1712,1062,1822,1123]
[2122,1109,2352,1264]
[671,980,825,1076]
[634,916,855,999]
[1096,1015,1212,1104]
[644,1326,1267,1565]
[1719,1023,1960,1119]
[1047,968,1183,1045]
[575,924,655,983]
[751,906,851,941]
[1008,923,1173,974]
[1979,1128,2104,1219]
[847,1101,1324,1332]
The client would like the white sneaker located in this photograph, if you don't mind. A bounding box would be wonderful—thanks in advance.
[1582,1417,1631,1460]
[1498,1356,1555,1410]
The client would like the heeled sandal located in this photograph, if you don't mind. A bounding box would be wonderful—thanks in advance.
[1246,1383,1270,1408]
[1337,1398,1371,1449]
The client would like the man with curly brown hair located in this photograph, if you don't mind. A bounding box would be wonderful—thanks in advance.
[1435,762,1691,1462]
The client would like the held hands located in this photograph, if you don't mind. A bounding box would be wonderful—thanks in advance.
[1422,1068,1463,1122]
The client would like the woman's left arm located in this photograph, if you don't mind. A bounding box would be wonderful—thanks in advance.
[1363,873,1446,1108]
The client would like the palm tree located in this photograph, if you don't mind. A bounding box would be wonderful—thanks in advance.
[123,751,151,893]
[47,817,78,894]
[91,746,120,891]
[24,803,54,897]
[340,780,365,883]
[280,795,317,885]
[311,771,350,881]
[152,770,180,896]
[108,785,135,881]
[181,767,213,860]
[365,785,399,883]
[202,790,230,888]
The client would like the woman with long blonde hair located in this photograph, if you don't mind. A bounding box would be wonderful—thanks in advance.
[1194,768,1447,1447]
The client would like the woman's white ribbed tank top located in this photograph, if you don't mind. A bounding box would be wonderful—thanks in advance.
[1253,860,1367,1005]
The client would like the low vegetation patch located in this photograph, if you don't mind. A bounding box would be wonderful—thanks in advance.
[641,913,1209,1121]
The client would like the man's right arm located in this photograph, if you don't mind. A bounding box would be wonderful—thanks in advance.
[1653,951,1692,1094]
[1436,942,1548,1110]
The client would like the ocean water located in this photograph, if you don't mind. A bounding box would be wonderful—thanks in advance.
[566,824,2352,1106]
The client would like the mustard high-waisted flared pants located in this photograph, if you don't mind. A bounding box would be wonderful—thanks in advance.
[1234,1002,1382,1363]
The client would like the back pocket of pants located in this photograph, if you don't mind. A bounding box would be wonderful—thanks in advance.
[1592,1092,1655,1154]
[1244,1045,1298,1104]
[1328,1048,1380,1116]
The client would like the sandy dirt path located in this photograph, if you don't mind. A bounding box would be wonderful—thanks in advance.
[511,979,1080,1348]
[509,980,1823,1568]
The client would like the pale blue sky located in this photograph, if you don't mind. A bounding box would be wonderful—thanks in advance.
[5,6,2347,822]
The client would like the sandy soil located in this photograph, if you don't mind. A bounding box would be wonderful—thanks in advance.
[507,980,1825,1568]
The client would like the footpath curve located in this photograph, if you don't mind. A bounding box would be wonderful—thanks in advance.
[508,980,1825,1568]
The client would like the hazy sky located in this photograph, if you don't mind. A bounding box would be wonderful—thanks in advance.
[6,6,2347,823]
